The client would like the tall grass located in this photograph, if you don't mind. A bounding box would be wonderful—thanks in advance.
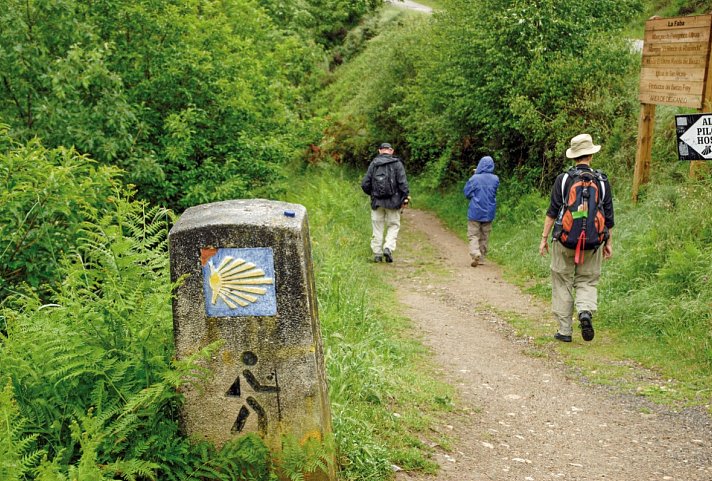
[282,164,453,479]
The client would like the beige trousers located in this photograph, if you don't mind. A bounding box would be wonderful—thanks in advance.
[370,207,401,255]
[467,220,492,260]
[550,241,602,336]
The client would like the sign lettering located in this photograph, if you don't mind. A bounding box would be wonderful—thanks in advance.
[639,14,712,108]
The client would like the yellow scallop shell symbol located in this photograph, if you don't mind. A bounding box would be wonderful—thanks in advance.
[208,256,274,308]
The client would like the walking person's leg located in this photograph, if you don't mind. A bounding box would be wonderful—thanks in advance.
[551,241,576,340]
[573,247,603,341]
[479,222,493,262]
[370,207,386,261]
[383,208,401,262]
[468,221,483,266]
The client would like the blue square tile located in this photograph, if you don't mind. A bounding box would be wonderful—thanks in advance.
[202,248,277,317]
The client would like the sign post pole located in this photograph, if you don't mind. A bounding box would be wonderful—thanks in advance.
[632,103,656,201]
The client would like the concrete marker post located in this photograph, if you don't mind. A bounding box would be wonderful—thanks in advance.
[169,199,334,480]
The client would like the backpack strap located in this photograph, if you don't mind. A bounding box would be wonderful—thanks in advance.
[559,172,569,200]
[562,168,606,204]
[594,170,606,204]
[559,168,580,201]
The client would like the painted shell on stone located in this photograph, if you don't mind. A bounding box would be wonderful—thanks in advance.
[208,256,274,308]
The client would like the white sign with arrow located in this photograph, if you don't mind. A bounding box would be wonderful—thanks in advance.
[677,113,712,160]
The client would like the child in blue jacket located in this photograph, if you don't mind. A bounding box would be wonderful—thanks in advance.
[464,156,499,267]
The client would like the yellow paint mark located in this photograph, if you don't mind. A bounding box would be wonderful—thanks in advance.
[299,430,322,445]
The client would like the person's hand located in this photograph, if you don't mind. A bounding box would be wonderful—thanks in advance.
[401,196,411,209]
[539,237,549,256]
[603,242,613,260]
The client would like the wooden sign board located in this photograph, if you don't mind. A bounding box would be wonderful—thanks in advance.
[639,14,712,108]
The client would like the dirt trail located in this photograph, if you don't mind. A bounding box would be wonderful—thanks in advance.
[386,0,433,14]
[388,208,711,481]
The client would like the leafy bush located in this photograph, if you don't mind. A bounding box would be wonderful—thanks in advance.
[0,0,334,209]
[317,0,644,191]
[0,129,122,300]
[259,0,385,49]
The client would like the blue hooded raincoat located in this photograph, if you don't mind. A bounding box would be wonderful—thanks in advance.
[464,156,499,222]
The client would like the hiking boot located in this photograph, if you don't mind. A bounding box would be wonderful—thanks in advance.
[579,311,594,341]
[383,248,393,263]
[374,255,382,263]
[471,255,480,267]
[554,332,572,343]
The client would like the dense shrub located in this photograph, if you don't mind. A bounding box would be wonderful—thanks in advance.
[0,128,122,300]
[317,0,644,189]
[0,0,342,208]
[259,0,384,48]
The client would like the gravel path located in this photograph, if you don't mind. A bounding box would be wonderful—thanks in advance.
[386,0,433,14]
[388,208,711,481]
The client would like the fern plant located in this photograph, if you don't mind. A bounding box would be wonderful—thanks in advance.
[275,434,336,481]
[0,380,44,481]
[1,188,180,478]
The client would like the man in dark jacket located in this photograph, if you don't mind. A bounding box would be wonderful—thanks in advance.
[464,155,499,267]
[361,143,410,263]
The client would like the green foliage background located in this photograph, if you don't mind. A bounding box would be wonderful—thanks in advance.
[0,0,387,209]
[316,0,644,187]
[2,0,712,479]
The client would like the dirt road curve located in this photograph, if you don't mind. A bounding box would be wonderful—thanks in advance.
[386,0,433,14]
[389,208,711,481]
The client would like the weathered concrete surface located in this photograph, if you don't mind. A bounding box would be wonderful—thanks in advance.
[169,200,333,478]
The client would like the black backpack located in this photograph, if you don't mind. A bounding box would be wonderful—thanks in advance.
[371,162,395,198]
[552,168,609,261]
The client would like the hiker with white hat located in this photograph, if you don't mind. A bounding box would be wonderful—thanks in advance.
[539,133,615,343]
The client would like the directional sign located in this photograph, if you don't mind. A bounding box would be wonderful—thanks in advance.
[639,14,712,108]
[676,113,712,160]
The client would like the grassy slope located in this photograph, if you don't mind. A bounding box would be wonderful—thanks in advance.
[627,1,712,37]
[282,164,454,480]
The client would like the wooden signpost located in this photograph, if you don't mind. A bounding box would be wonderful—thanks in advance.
[634,14,712,201]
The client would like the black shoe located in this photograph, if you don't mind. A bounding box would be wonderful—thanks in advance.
[383,248,393,263]
[579,311,594,341]
[374,255,382,263]
[554,332,572,342]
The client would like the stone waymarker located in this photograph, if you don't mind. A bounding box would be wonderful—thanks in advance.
[169,199,333,478]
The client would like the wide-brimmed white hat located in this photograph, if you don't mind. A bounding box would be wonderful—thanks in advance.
[566,134,601,159]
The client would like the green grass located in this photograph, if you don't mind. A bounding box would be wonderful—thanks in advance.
[282,164,454,480]
[625,0,712,38]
